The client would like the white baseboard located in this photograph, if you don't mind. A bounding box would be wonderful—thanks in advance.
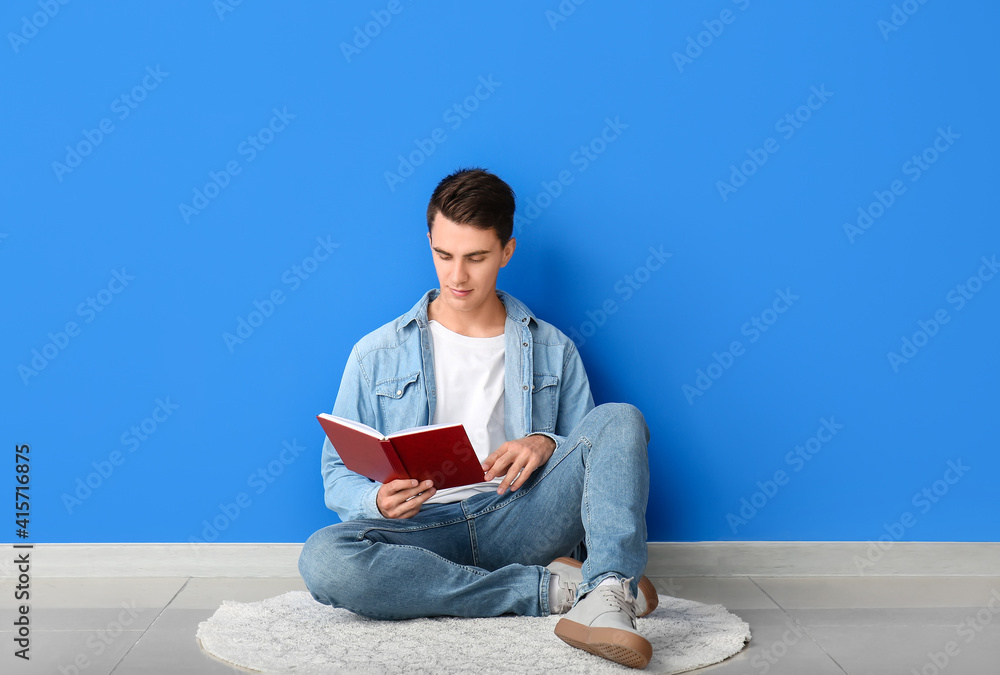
[4,543,303,579]
[644,542,1000,577]
[5,542,998,578]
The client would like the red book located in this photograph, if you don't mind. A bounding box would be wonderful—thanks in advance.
[316,414,486,489]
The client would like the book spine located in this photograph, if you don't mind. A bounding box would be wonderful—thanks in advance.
[380,439,409,481]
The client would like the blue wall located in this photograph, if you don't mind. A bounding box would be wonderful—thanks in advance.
[4,1,997,545]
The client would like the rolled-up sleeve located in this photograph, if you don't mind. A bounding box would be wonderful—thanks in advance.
[320,345,386,521]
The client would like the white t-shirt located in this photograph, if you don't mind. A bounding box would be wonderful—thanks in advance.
[423,319,507,504]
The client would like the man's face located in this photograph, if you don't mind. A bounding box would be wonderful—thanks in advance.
[427,212,515,318]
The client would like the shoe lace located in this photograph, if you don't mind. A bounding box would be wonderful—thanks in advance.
[554,578,578,613]
[599,578,638,626]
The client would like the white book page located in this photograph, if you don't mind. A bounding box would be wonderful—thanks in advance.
[318,413,385,440]
[390,422,465,438]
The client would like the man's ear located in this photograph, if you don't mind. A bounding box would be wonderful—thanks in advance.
[500,237,516,267]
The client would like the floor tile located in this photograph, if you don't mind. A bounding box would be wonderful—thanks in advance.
[0,607,161,632]
[112,628,252,673]
[788,606,994,627]
[650,575,780,610]
[805,623,1000,675]
[694,608,847,674]
[166,576,308,609]
[148,607,218,631]
[0,629,142,675]
[2,574,995,673]
[0,577,188,609]
[752,576,1000,609]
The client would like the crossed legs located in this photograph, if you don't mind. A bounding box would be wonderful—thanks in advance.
[298,403,650,620]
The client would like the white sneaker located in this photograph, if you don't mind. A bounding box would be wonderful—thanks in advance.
[545,557,659,617]
[554,577,652,669]
[546,559,580,614]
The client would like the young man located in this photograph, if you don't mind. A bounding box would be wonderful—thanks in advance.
[299,168,655,669]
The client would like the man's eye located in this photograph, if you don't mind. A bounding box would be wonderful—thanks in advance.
[470,258,484,263]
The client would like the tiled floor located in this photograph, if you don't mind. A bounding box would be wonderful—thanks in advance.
[1,575,998,674]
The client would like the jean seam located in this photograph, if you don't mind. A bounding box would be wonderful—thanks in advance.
[577,572,621,600]
[540,568,551,616]
[463,500,480,567]
[355,513,470,539]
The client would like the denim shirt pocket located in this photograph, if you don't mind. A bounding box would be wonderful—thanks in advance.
[530,373,559,433]
[375,371,422,434]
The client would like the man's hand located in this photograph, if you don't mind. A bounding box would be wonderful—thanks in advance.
[482,435,557,495]
[377,479,436,519]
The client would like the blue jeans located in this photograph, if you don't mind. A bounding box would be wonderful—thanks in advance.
[298,402,650,619]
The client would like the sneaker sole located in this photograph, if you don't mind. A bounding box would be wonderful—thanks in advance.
[549,557,659,617]
[554,617,653,669]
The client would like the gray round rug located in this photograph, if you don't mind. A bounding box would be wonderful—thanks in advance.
[196,591,750,674]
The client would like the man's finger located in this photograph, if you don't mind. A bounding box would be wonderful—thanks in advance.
[379,479,435,517]
[482,444,511,476]
[400,480,434,498]
[401,487,436,512]
[484,448,515,481]
[510,459,536,491]
[496,459,525,494]
[487,455,516,482]
[404,484,436,502]
[388,479,420,493]
[388,486,435,518]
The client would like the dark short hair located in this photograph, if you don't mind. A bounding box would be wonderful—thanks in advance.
[426,168,515,247]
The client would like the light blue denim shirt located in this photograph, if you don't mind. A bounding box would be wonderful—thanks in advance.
[320,288,595,522]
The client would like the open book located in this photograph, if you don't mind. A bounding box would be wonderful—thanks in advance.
[316,414,486,489]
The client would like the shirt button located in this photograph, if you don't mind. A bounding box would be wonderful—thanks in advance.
[523,385,529,391]
[396,390,402,396]
[522,342,528,347]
